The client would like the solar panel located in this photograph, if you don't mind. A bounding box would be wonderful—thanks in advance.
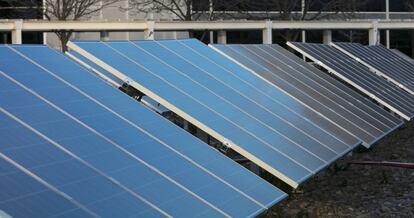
[0,45,286,217]
[288,42,414,121]
[68,39,361,188]
[66,50,124,87]
[67,51,170,114]
[0,152,93,218]
[332,42,414,96]
[0,105,164,218]
[391,49,414,64]
[210,44,402,147]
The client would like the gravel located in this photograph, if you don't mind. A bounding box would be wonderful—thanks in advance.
[266,122,414,217]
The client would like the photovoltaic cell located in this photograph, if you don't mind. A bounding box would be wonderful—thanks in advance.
[66,50,124,86]
[0,105,162,218]
[332,42,414,96]
[69,39,361,188]
[391,49,414,64]
[0,45,286,217]
[67,51,170,114]
[288,42,414,121]
[0,153,93,218]
[211,44,402,147]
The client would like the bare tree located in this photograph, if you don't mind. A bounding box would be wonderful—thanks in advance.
[5,0,117,51]
[129,0,368,42]
[45,0,118,51]
[129,0,193,21]
[233,0,366,20]
[235,0,368,42]
[46,0,119,51]
[128,0,245,38]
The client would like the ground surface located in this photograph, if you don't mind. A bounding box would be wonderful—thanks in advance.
[267,122,414,217]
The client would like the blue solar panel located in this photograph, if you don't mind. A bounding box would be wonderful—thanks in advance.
[69,39,361,187]
[289,42,414,121]
[0,106,163,218]
[157,40,359,145]
[67,50,170,114]
[0,45,286,217]
[0,152,92,218]
[332,43,414,96]
[391,48,414,64]
[66,50,124,86]
[210,43,403,147]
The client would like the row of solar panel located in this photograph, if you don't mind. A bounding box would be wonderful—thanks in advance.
[2,38,411,218]
[68,39,411,189]
[288,42,414,121]
[69,40,363,189]
[210,44,402,146]
[0,45,286,218]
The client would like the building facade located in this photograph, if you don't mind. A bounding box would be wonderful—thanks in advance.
[1,0,414,56]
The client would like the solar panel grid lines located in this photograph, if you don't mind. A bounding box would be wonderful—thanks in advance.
[54,49,278,213]
[266,44,402,127]
[376,46,414,67]
[77,40,316,186]
[138,41,352,163]
[373,48,414,78]
[364,46,414,85]
[0,104,169,218]
[0,45,286,217]
[65,51,122,88]
[210,43,398,147]
[216,44,370,135]
[364,45,414,86]
[352,44,414,82]
[208,43,367,135]
[33,48,282,216]
[122,41,338,167]
[168,41,357,149]
[0,73,175,218]
[212,45,350,129]
[66,45,312,190]
[223,43,403,145]
[367,46,414,79]
[73,55,171,113]
[192,46,364,152]
[154,40,355,153]
[69,39,363,188]
[328,45,413,109]
[318,45,414,110]
[331,43,414,96]
[0,150,97,218]
[391,48,414,65]
[288,42,414,121]
[137,40,350,159]
[199,46,368,146]
[0,53,226,217]
[21,45,288,216]
[1,70,223,218]
[70,40,316,187]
